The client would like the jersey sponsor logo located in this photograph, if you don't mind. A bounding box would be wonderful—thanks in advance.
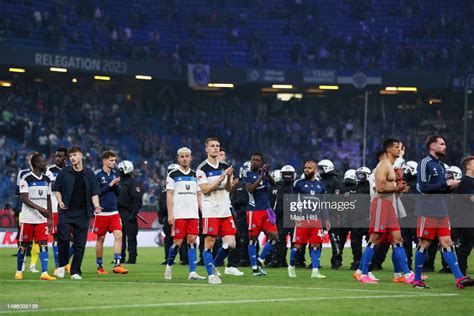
[310,190,315,195]
[185,185,190,191]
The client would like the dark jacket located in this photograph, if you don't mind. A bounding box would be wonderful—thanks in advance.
[158,188,167,224]
[54,165,100,218]
[117,175,143,215]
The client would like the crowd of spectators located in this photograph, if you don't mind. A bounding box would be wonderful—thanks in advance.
[1,80,470,207]
[0,0,473,71]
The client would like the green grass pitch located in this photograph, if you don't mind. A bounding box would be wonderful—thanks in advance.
[0,247,473,315]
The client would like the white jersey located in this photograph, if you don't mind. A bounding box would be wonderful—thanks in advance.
[19,171,51,224]
[196,160,231,218]
[166,168,200,219]
[45,165,63,213]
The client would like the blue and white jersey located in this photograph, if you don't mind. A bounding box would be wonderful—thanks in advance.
[166,168,201,219]
[19,172,51,224]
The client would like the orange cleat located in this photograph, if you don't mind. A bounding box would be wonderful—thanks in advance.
[40,273,57,281]
[15,271,23,280]
[65,263,71,274]
[113,265,129,274]
[97,267,108,275]
[392,276,405,283]
[353,271,361,281]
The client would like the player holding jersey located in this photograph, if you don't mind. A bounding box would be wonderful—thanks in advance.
[164,147,207,282]
[288,161,330,279]
[413,135,474,289]
[243,153,278,276]
[15,153,56,281]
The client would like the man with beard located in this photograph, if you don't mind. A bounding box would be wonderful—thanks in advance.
[413,136,474,289]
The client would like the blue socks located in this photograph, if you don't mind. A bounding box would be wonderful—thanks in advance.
[114,254,121,267]
[414,246,426,282]
[17,247,26,272]
[310,247,321,269]
[442,247,463,279]
[213,244,230,267]
[248,241,257,268]
[167,244,179,266]
[361,242,376,275]
[96,257,103,268]
[39,245,49,273]
[391,249,401,273]
[289,247,298,267]
[52,241,59,268]
[203,249,214,276]
[393,243,410,274]
[188,244,197,273]
[259,240,275,262]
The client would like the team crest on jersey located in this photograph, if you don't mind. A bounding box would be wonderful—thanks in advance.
[252,224,256,228]
[185,185,190,191]
[209,227,214,232]
[424,230,429,235]
[136,187,141,192]
[38,189,44,196]
[176,229,180,234]
[433,168,438,176]
[380,225,384,230]
[310,190,315,195]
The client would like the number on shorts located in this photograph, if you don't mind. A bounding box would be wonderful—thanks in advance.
[317,229,324,238]
[45,225,49,235]
[230,219,236,229]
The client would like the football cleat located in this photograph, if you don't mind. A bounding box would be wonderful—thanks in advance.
[40,272,57,281]
[164,265,173,280]
[208,274,222,284]
[113,265,129,274]
[456,276,474,289]
[288,266,297,278]
[413,281,429,289]
[311,270,326,279]
[97,267,108,275]
[188,272,206,280]
[358,275,378,284]
[15,271,23,280]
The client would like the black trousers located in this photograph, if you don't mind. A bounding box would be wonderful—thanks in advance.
[228,211,249,267]
[333,227,365,266]
[120,210,138,261]
[57,214,88,276]
[456,228,474,275]
[163,222,172,261]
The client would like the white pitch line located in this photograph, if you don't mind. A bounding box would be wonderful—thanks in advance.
[0,293,459,314]
[0,279,455,295]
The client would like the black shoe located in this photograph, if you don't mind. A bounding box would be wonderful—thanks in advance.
[161,260,168,265]
[266,261,280,268]
[413,280,430,289]
[331,265,342,270]
[126,260,136,264]
[180,261,188,265]
[197,260,204,266]
[439,268,451,273]
[371,265,383,271]
[423,265,435,272]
